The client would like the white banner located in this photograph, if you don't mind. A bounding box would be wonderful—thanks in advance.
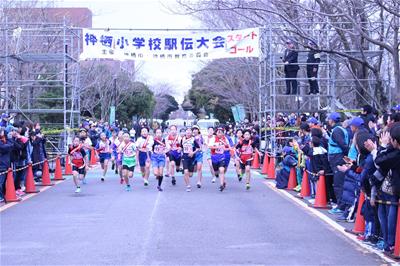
[80,28,259,61]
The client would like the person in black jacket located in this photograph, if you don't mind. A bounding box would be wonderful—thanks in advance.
[282,40,299,95]
[0,127,14,203]
[370,124,400,253]
[307,41,321,94]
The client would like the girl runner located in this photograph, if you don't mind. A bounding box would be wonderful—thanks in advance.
[165,127,170,178]
[109,129,119,174]
[79,128,92,184]
[68,137,87,193]
[135,127,153,186]
[96,132,112,182]
[151,128,166,191]
[223,126,234,174]
[113,131,124,184]
[209,126,230,192]
[119,132,136,191]
[166,125,182,186]
[205,127,217,183]
[178,128,186,173]
[181,127,200,192]
[236,129,259,190]
[192,125,204,188]
[234,129,244,181]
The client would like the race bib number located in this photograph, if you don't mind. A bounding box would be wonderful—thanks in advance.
[154,145,164,154]
[244,146,253,154]
[183,144,192,153]
[216,146,224,154]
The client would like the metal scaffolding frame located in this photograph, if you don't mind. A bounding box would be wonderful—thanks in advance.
[258,20,384,154]
[0,17,81,151]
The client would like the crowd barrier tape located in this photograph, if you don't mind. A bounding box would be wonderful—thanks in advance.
[0,155,66,176]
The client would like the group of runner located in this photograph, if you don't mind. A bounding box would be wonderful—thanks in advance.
[68,124,260,193]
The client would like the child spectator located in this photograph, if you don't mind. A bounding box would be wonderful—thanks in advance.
[276,145,298,189]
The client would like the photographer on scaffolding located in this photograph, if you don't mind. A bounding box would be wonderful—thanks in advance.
[282,39,299,95]
[307,40,321,95]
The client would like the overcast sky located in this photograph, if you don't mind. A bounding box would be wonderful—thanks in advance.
[56,0,205,103]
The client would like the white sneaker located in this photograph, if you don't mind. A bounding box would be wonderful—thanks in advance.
[211,178,216,183]
[144,179,149,186]
[75,187,81,193]
[186,186,191,192]
[21,185,26,192]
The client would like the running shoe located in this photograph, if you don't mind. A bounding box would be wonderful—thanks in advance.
[157,186,163,192]
[0,197,4,204]
[246,183,251,190]
[211,178,216,183]
[179,168,184,173]
[186,186,191,192]
[144,179,149,186]
[197,183,201,188]
[115,169,118,174]
[120,178,124,184]
[223,182,226,188]
[125,185,131,192]
[172,177,176,186]
[328,207,343,215]
[75,187,81,193]
[111,163,115,170]
[219,185,224,192]
[336,214,348,222]
[293,185,301,192]
[374,240,385,250]
[16,189,25,197]
[101,177,105,182]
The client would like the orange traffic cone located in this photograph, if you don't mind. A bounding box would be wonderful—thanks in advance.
[65,155,73,175]
[345,192,365,235]
[251,152,260,169]
[5,168,21,202]
[261,153,269,175]
[287,167,297,190]
[387,201,400,259]
[90,149,97,166]
[309,175,329,209]
[300,170,311,198]
[53,156,65,181]
[39,160,54,186]
[25,164,39,193]
[267,156,275,179]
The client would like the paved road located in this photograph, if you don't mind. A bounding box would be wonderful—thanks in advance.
[1,164,386,265]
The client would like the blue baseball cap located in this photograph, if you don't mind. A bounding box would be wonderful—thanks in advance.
[283,146,292,154]
[1,113,9,119]
[349,117,364,128]
[307,117,319,124]
[393,104,400,111]
[328,112,341,122]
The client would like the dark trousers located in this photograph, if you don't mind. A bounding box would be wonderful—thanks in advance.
[325,174,337,203]
[329,153,346,209]
[285,71,298,95]
[0,171,6,200]
[307,66,319,93]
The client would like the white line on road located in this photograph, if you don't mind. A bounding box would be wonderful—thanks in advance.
[136,191,162,265]
[262,179,399,266]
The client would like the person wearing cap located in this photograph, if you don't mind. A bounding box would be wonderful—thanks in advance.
[282,39,299,95]
[327,112,350,215]
[307,117,320,129]
[306,40,321,94]
[347,117,368,161]
[0,113,9,128]
[276,143,298,189]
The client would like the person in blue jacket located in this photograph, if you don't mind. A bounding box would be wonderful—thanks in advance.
[327,112,350,215]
